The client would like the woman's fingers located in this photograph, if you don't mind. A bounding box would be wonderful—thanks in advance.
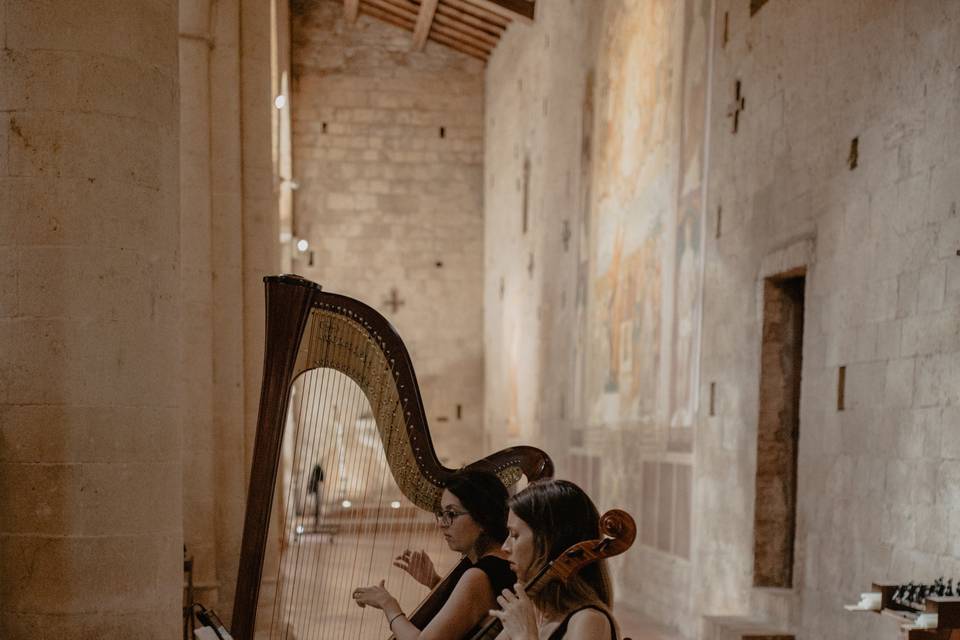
[352,587,365,607]
[496,589,517,608]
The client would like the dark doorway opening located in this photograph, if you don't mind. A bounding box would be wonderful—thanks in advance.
[753,268,805,588]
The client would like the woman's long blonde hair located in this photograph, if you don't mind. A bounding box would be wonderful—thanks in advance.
[508,479,613,617]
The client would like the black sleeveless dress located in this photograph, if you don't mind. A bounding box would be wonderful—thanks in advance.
[471,554,516,596]
[546,604,618,640]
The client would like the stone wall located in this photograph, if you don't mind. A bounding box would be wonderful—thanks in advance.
[701,2,960,638]
[290,0,486,467]
[177,0,281,623]
[485,1,960,639]
[485,0,709,632]
[0,1,182,636]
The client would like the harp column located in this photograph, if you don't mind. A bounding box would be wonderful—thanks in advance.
[0,1,182,637]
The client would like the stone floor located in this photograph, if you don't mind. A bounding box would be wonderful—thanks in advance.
[252,527,684,640]
[616,606,683,640]
[255,524,456,639]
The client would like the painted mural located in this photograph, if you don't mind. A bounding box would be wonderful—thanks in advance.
[669,0,710,448]
[586,0,709,454]
[588,0,672,428]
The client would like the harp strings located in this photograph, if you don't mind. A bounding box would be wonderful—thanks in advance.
[341,337,375,638]
[269,310,319,636]
[301,347,338,639]
[266,311,454,640]
[273,305,335,638]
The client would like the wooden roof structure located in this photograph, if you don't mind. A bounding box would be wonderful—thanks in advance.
[343,0,535,61]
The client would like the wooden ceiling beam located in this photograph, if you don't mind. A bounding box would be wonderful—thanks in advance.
[428,30,489,60]
[344,0,360,23]
[430,20,495,51]
[411,0,440,51]
[360,1,416,29]
[433,11,499,46]
[380,0,502,43]
[442,0,509,28]
[378,0,419,16]
[358,0,494,61]
[459,0,533,24]
[435,2,505,37]
[364,0,492,56]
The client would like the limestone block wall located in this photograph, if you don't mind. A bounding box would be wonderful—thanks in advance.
[177,0,282,622]
[0,1,182,636]
[291,0,486,467]
[179,0,220,611]
[485,0,710,632]
[699,2,960,638]
[486,1,960,639]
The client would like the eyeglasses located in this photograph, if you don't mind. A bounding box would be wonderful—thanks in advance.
[434,508,469,526]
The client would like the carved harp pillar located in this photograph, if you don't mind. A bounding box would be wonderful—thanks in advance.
[231,275,553,640]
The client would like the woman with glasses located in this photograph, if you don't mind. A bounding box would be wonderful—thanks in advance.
[490,479,619,640]
[352,469,516,639]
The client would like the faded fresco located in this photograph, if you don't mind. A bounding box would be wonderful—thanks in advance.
[588,0,672,428]
[587,0,708,453]
[669,0,710,449]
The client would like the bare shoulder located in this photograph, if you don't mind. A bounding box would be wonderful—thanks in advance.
[453,567,495,596]
[564,608,612,639]
[421,568,497,639]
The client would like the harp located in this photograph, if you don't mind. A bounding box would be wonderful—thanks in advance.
[230,275,553,640]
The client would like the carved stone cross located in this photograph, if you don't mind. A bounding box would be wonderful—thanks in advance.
[727,80,745,133]
[384,288,405,313]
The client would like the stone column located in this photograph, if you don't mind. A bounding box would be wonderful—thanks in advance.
[180,0,221,609]
[0,1,182,637]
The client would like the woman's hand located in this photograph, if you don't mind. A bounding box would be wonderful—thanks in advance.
[489,584,539,640]
[393,549,441,588]
[352,580,400,614]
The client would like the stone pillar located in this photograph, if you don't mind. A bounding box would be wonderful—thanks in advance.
[204,0,280,621]
[0,1,182,637]
[180,0,221,609]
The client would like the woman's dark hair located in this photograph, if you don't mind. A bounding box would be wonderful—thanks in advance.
[508,479,613,614]
[444,469,510,546]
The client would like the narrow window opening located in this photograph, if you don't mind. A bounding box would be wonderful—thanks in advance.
[439,126,446,138]
[522,155,531,234]
[753,269,805,588]
[456,404,462,420]
[716,205,723,239]
[321,122,327,134]
[837,365,846,411]
[709,382,716,416]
